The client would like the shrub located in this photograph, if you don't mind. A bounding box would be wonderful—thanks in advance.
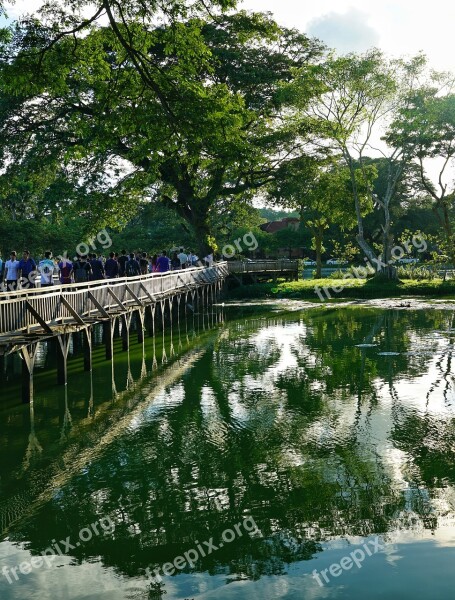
[396,265,437,280]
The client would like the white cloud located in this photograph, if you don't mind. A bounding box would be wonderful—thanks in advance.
[241,0,455,73]
[307,8,380,54]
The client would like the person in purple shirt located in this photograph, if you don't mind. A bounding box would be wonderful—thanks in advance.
[58,257,73,284]
[156,250,170,273]
[105,252,119,279]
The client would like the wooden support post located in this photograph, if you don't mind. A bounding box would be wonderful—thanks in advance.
[56,333,71,385]
[176,295,181,329]
[125,285,144,307]
[160,300,166,330]
[25,301,54,334]
[145,305,155,337]
[21,343,38,404]
[83,327,93,371]
[105,318,114,360]
[114,317,121,338]
[121,313,132,351]
[136,308,145,343]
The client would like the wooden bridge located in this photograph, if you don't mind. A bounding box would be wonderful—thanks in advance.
[0,259,298,402]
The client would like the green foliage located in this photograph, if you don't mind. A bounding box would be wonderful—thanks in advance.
[0,4,325,256]
[0,215,86,257]
[396,265,438,281]
[229,278,455,301]
[386,77,455,262]
[0,2,454,266]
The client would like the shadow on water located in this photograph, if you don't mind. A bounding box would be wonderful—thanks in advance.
[1,304,455,599]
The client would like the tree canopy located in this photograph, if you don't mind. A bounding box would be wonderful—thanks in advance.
[0,3,324,255]
[0,1,454,266]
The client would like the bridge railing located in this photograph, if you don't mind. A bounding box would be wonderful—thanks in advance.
[0,260,298,336]
[0,263,229,336]
[227,259,299,273]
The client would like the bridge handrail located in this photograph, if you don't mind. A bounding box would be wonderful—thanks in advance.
[0,263,229,337]
[0,262,228,300]
[0,260,298,337]
[227,259,299,273]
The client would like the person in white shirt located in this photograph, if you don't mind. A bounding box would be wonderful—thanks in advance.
[204,252,214,267]
[4,251,20,291]
[38,251,55,287]
[188,251,199,267]
[177,247,188,268]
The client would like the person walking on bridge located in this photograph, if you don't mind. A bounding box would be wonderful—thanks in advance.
[157,250,170,273]
[125,253,141,277]
[38,251,55,288]
[18,250,37,289]
[139,252,149,275]
[73,255,92,283]
[178,247,188,268]
[89,253,105,281]
[118,250,128,277]
[105,252,119,279]
[58,256,73,285]
[4,251,20,291]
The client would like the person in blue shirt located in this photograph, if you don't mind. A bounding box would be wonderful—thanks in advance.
[18,250,37,289]
[105,252,119,279]
[89,253,105,280]
[38,251,55,287]
[156,250,170,273]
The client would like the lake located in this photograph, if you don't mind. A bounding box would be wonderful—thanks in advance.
[1,303,455,599]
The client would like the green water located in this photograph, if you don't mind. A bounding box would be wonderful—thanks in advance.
[1,304,455,599]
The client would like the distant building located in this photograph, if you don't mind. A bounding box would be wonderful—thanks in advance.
[259,217,300,234]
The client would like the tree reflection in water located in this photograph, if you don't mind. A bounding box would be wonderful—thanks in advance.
[1,306,455,597]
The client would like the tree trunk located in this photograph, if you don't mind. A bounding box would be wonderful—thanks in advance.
[315,229,323,278]
[378,200,399,281]
[189,208,213,260]
[344,151,385,268]
[172,195,213,260]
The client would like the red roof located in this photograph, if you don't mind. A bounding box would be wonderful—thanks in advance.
[260,217,300,233]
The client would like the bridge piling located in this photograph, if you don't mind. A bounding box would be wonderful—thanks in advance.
[104,318,114,360]
[83,327,93,372]
[136,308,145,344]
[56,333,71,385]
[21,343,38,404]
[121,314,132,352]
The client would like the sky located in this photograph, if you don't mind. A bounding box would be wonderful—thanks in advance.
[240,0,454,73]
[2,0,454,73]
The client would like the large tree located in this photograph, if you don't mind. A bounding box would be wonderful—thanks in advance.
[0,5,324,255]
[387,84,455,265]
[268,157,375,276]
[287,51,426,278]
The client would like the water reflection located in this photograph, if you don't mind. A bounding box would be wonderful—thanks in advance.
[1,306,455,599]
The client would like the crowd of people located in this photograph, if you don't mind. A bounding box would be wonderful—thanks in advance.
[0,248,214,291]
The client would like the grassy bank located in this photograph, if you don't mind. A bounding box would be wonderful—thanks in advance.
[228,278,455,300]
